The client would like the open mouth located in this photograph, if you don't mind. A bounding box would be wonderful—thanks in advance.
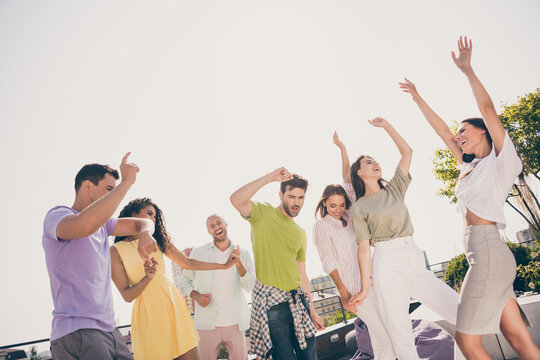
[459,139,467,149]
[215,229,224,236]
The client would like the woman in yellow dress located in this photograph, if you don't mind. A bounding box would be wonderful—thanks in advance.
[111,198,237,360]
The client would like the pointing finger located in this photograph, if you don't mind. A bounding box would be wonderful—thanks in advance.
[122,152,131,164]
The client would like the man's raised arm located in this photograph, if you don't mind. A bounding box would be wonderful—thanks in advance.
[230,167,292,218]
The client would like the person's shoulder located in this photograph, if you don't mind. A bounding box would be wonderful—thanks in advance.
[45,205,75,217]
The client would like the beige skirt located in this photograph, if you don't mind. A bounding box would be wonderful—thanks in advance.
[456,224,531,335]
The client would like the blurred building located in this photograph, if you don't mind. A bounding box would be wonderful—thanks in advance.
[517,228,536,248]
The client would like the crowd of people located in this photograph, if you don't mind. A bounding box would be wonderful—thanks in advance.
[42,37,539,360]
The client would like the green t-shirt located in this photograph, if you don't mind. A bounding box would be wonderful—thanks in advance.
[244,201,307,291]
[351,167,414,244]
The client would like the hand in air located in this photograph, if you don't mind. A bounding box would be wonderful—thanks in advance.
[399,78,420,102]
[368,117,389,129]
[119,152,140,185]
[269,167,294,182]
[452,36,473,72]
[333,131,345,149]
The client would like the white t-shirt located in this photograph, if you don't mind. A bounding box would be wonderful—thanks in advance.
[212,247,240,327]
[455,132,522,229]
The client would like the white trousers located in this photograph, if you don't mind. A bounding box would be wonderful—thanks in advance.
[354,292,396,360]
[372,236,465,360]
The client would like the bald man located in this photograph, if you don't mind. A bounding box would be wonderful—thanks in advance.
[180,215,255,360]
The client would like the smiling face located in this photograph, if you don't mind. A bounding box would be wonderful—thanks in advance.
[324,194,347,220]
[356,156,382,181]
[280,186,306,218]
[455,122,486,154]
[206,215,228,242]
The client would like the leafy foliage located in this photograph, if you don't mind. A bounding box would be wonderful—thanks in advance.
[322,309,357,327]
[499,89,540,177]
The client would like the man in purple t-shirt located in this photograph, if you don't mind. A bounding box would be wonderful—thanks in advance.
[43,153,158,360]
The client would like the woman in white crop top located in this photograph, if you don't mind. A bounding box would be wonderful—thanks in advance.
[401,36,538,359]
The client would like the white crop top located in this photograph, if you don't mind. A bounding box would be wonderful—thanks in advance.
[455,132,522,229]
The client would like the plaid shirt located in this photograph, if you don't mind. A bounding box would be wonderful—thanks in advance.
[249,280,317,359]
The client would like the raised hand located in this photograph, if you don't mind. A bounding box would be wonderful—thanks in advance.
[452,36,472,72]
[143,257,158,280]
[119,152,140,185]
[368,117,389,129]
[399,78,421,102]
[333,131,345,149]
[268,167,293,182]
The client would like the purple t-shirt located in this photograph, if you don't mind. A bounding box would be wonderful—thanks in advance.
[42,206,118,340]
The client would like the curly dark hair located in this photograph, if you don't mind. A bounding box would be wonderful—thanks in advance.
[114,198,171,253]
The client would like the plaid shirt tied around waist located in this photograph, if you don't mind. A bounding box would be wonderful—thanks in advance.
[249,280,317,359]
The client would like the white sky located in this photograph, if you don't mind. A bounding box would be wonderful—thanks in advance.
[1,0,539,348]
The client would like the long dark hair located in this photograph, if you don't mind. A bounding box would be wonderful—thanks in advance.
[315,184,352,219]
[350,155,386,200]
[461,117,493,163]
[114,197,171,253]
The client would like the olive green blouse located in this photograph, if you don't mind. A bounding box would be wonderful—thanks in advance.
[350,167,414,244]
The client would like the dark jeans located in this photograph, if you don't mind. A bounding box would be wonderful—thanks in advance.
[266,295,317,360]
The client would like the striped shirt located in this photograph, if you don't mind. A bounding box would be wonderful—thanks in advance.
[313,183,363,295]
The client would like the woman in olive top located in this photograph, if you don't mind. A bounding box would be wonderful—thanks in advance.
[349,117,464,360]
[312,132,395,360]
[400,36,538,360]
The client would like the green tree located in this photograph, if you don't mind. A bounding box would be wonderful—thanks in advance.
[432,89,540,242]
[444,242,534,293]
[322,309,357,327]
[443,253,468,291]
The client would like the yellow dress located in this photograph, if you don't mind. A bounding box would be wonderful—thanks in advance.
[113,240,199,360]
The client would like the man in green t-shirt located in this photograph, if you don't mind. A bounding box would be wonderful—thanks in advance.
[231,167,324,359]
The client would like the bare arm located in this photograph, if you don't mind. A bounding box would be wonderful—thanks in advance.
[297,260,325,330]
[57,153,139,240]
[350,240,371,306]
[110,246,158,303]
[328,270,355,313]
[164,243,236,270]
[369,117,413,176]
[453,36,505,153]
[230,167,293,217]
[333,131,351,182]
[400,79,463,163]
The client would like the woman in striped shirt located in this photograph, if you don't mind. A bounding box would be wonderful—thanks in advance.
[312,132,395,360]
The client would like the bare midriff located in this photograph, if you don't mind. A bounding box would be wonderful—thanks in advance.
[465,209,496,227]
